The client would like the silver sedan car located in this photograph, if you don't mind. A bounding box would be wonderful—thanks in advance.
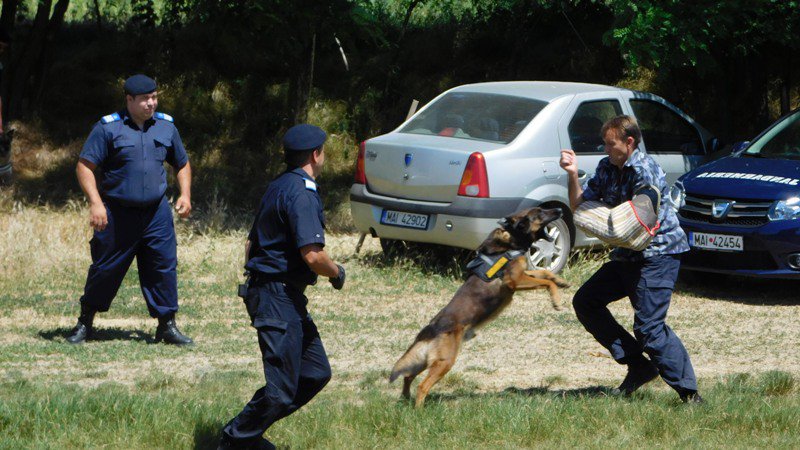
[350,81,717,272]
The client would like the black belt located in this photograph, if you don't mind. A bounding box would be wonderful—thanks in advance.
[249,271,307,294]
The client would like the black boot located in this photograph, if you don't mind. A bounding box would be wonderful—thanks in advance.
[611,359,659,396]
[66,303,96,344]
[679,389,704,405]
[155,315,194,346]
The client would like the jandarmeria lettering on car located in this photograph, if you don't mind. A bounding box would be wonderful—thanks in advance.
[696,172,799,185]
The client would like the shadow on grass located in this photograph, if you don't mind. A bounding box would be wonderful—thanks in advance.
[676,270,800,306]
[11,158,82,207]
[193,420,225,450]
[38,327,153,343]
[422,385,613,405]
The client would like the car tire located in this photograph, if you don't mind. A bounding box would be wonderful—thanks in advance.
[528,217,571,273]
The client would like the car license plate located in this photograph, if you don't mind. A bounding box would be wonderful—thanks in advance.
[380,209,429,230]
[689,232,743,252]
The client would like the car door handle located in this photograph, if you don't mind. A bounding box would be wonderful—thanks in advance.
[577,170,587,179]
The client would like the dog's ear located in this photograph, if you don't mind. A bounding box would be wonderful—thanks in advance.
[5,129,14,139]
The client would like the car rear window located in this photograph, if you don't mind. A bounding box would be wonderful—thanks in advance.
[399,92,548,144]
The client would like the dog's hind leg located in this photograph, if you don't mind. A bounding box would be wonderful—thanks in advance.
[402,376,413,399]
[402,365,427,400]
[415,359,454,408]
[415,330,463,408]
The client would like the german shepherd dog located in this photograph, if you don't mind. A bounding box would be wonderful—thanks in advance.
[389,207,569,407]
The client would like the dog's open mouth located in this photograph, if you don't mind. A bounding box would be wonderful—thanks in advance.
[536,209,563,242]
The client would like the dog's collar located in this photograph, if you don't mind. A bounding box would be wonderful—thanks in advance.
[0,162,11,176]
[466,249,526,282]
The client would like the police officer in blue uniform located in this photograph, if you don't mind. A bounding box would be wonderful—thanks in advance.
[560,115,702,403]
[67,74,193,346]
[218,124,345,450]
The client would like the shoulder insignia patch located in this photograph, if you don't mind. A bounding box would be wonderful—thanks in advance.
[100,112,121,124]
[155,112,174,122]
[304,179,317,192]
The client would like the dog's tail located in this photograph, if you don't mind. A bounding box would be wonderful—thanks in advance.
[389,328,435,383]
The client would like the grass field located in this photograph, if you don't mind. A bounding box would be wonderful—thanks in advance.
[2,206,800,449]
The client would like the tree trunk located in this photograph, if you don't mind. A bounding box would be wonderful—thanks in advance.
[287,33,315,125]
[33,0,69,109]
[0,0,19,33]
[6,0,69,120]
[93,0,103,32]
[780,57,791,116]
[379,0,423,131]
[0,0,20,121]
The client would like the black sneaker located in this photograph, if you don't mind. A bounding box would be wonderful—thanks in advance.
[680,390,704,404]
[611,361,659,396]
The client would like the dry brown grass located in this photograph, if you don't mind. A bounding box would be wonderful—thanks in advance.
[2,207,799,400]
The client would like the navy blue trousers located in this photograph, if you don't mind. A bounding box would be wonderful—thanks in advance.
[223,281,331,445]
[572,254,697,392]
[80,196,179,318]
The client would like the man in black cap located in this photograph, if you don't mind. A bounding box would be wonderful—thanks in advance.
[218,124,346,449]
[67,74,194,346]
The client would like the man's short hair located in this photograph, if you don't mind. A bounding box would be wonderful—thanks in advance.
[284,148,317,168]
[601,115,642,148]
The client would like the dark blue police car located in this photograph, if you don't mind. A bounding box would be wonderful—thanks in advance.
[672,107,800,278]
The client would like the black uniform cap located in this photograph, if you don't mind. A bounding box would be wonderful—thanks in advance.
[283,124,327,152]
[124,74,157,96]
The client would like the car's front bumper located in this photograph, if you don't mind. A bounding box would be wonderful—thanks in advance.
[679,217,800,279]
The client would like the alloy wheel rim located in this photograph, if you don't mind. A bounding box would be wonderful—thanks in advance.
[529,222,564,270]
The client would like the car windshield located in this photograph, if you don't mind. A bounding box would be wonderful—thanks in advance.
[743,110,800,160]
[399,92,548,144]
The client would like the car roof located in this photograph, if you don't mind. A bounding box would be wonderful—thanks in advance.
[448,81,626,102]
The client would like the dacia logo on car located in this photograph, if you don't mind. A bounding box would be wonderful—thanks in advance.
[405,153,413,167]
[712,200,734,219]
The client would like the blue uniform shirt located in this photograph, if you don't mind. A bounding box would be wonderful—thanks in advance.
[246,168,326,287]
[581,148,690,261]
[79,109,188,207]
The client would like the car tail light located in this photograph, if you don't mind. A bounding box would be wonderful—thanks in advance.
[354,141,367,184]
[458,152,489,198]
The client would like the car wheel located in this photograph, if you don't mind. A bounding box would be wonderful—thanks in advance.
[528,217,571,273]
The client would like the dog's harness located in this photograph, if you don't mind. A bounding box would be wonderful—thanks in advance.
[466,249,525,282]
[0,162,11,177]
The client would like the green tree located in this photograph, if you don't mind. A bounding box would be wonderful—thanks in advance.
[607,0,800,138]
